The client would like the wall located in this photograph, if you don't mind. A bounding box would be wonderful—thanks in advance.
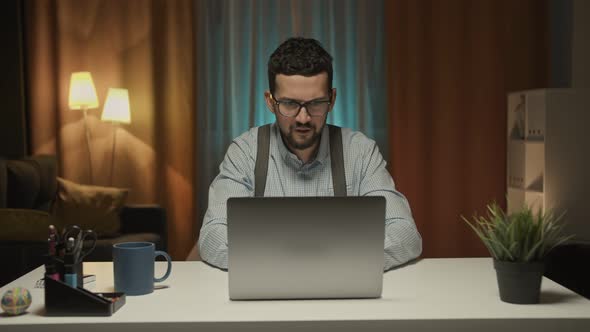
[0,0,27,158]
[572,0,590,87]
[550,0,590,88]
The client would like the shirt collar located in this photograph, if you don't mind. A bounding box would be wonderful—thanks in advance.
[273,122,330,167]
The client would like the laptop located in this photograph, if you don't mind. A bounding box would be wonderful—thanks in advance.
[227,196,385,300]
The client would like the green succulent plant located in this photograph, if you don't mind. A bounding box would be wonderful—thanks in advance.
[463,203,574,262]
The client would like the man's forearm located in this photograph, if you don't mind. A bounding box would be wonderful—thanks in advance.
[383,218,423,270]
[198,222,229,269]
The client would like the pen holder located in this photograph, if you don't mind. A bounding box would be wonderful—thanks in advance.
[44,277,126,316]
[44,254,125,316]
[51,256,84,287]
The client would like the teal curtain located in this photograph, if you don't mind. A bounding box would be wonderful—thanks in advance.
[195,0,386,219]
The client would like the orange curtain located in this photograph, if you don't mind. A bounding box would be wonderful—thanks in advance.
[24,0,196,259]
[386,0,549,257]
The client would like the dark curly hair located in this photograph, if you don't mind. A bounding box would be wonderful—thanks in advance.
[268,37,333,95]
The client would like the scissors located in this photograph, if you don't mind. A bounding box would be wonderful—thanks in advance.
[63,225,98,263]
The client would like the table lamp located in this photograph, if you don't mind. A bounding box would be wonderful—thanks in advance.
[68,71,99,183]
[101,88,131,185]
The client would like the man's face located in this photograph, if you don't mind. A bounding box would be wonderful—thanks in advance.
[265,73,336,152]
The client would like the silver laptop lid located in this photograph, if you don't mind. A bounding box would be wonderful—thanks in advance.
[228,196,385,300]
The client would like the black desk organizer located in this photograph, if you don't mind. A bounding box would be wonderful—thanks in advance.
[44,256,126,316]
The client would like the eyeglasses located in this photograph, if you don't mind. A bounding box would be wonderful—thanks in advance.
[270,94,331,117]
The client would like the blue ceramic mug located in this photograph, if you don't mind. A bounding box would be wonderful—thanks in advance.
[113,242,172,296]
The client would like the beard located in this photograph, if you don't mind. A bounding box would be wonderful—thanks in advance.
[282,121,324,150]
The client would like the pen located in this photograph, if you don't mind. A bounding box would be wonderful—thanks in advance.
[64,237,77,288]
[48,225,58,256]
[49,224,58,237]
[45,238,60,281]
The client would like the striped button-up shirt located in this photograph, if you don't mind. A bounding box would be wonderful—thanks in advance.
[198,122,422,271]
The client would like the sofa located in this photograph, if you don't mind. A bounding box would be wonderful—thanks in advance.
[0,155,167,286]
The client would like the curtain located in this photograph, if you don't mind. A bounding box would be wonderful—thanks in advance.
[195,0,387,229]
[386,0,549,257]
[24,0,196,259]
[23,0,550,261]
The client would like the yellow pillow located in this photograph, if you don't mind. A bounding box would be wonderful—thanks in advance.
[0,209,55,241]
[51,178,129,237]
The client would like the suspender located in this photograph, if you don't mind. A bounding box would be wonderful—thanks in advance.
[328,125,347,197]
[254,124,271,197]
[254,124,347,197]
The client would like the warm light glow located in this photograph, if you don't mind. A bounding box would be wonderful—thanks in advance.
[101,88,131,124]
[68,72,99,110]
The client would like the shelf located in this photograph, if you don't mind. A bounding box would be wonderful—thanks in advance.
[507,90,546,141]
[509,138,544,144]
[507,139,544,190]
[507,88,590,241]
[507,185,543,194]
[507,187,544,214]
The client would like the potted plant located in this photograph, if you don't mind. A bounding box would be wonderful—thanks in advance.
[463,203,573,304]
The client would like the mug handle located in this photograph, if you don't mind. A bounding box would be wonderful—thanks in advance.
[153,250,172,282]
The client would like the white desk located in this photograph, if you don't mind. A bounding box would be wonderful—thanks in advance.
[1,258,589,331]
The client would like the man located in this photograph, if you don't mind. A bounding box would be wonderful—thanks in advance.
[198,37,422,271]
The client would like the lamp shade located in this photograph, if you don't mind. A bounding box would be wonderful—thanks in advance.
[68,72,99,110]
[101,88,131,124]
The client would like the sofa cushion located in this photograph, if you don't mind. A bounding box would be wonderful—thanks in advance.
[5,160,41,209]
[0,209,55,241]
[1,156,58,210]
[29,155,58,209]
[52,177,129,237]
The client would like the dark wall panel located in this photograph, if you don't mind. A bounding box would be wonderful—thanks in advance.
[0,0,27,158]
